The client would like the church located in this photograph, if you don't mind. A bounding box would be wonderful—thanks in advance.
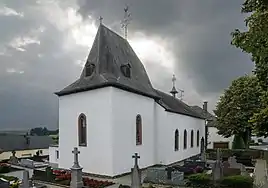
[49,23,206,177]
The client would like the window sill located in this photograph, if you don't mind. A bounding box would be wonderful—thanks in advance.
[79,144,87,147]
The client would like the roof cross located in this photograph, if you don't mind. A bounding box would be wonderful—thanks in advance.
[121,5,132,39]
[172,74,176,88]
[99,16,103,25]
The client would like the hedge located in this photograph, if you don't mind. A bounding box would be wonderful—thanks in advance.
[187,173,211,188]
[206,149,261,160]
[220,175,253,188]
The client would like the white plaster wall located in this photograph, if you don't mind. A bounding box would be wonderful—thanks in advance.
[58,87,113,176]
[155,104,206,165]
[207,127,234,149]
[111,88,156,176]
[49,146,59,164]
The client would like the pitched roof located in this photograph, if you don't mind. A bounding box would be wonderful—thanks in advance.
[56,24,159,99]
[0,134,54,152]
[155,90,205,119]
[190,105,217,126]
[56,24,204,120]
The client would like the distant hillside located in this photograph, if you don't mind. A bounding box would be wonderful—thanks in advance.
[0,130,28,135]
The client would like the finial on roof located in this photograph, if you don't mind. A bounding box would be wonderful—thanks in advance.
[170,74,178,97]
[99,16,103,25]
[121,4,132,39]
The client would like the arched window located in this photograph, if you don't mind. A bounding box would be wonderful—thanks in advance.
[174,129,179,151]
[136,115,142,145]
[197,130,200,147]
[78,113,87,146]
[191,130,194,148]
[183,129,187,149]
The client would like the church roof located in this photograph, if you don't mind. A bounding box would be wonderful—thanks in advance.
[191,105,217,126]
[155,90,205,119]
[55,24,159,99]
[55,24,204,120]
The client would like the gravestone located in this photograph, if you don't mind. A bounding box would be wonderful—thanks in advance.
[143,166,184,186]
[131,153,141,188]
[212,148,223,182]
[70,147,83,188]
[20,159,34,168]
[166,167,172,180]
[200,137,206,161]
[9,151,19,164]
[222,156,248,177]
[228,156,241,169]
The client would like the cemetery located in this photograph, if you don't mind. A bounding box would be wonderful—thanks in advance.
[0,146,264,188]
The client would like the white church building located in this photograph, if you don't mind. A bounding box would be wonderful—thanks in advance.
[49,24,206,177]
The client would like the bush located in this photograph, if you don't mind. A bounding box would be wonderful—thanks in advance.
[188,173,211,188]
[0,166,10,173]
[232,135,246,149]
[0,174,18,181]
[220,175,253,188]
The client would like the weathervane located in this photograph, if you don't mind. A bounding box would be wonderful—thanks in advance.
[170,74,184,100]
[121,5,132,39]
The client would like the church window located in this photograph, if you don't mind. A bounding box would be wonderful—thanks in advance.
[56,150,59,159]
[121,63,131,78]
[136,114,142,145]
[174,129,179,151]
[183,129,187,149]
[197,130,200,147]
[85,63,95,77]
[78,113,87,146]
[191,130,194,148]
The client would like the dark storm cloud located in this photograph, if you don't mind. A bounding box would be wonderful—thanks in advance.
[0,0,83,130]
[77,0,254,96]
[0,0,254,130]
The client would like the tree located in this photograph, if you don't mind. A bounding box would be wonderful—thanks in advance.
[231,0,268,136]
[214,75,262,147]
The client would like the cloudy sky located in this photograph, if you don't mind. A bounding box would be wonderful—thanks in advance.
[0,0,254,130]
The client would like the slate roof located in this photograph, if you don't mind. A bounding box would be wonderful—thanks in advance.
[56,24,159,99]
[0,134,54,152]
[56,24,205,119]
[191,105,217,126]
[155,90,205,119]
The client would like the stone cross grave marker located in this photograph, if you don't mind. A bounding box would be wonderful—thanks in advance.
[21,170,30,188]
[70,147,83,188]
[132,153,140,167]
[72,147,81,169]
[212,148,223,182]
[131,153,141,188]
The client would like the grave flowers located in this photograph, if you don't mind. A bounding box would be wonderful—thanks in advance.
[52,169,114,187]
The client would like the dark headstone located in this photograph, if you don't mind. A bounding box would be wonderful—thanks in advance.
[166,167,172,180]
[143,166,184,186]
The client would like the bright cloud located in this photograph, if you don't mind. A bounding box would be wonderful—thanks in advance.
[0,6,24,17]
[6,68,24,74]
[130,33,176,73]
[9,36,40,51]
